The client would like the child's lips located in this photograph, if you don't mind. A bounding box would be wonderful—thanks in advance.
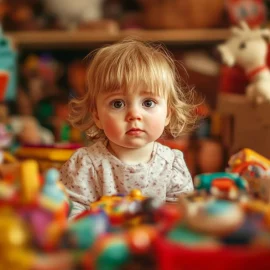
[126,128,144,135]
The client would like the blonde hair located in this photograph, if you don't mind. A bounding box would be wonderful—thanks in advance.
[69,39,198,139]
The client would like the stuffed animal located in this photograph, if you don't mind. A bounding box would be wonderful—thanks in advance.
[225,0,266,28]
[217,21,270,104]
[43,0,105,29]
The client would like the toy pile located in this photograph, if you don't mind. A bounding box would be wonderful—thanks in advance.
[156,148,270,270]
[0,159,72,269]
[1,148,270,269]
[0,155,180,269]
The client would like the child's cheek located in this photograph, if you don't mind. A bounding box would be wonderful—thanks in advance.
[150,114,167,129]
[103,117,122,137]
[151,121,164,133]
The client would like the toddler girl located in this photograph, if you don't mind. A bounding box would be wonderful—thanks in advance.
[60,39,197,219]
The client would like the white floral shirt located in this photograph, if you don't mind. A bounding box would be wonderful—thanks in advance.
[60,140,194,219]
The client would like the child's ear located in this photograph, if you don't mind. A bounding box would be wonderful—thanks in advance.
[165,108,171,126]
[92,109,103,129]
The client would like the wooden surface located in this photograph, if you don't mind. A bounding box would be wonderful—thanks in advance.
[6,28,231,49]
[217,93,270,158]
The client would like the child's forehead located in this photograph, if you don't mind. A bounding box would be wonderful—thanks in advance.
[101,86,163,97]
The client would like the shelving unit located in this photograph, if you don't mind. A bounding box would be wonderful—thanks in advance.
[7,28,231,49]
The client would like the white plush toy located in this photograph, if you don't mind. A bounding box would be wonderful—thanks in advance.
[217,21,270,104]
[44,0,105,29]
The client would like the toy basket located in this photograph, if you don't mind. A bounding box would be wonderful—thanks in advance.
[155,237,270,270]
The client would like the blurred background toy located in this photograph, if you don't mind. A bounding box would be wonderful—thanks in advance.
[19,53,63,116]
[68,60,87,98]
[0,103,13,149]
[0,0,51,31]
[185,199,245,236]
[43,0,119,31]
[0,25,17,102]
[9,115,54,146]
[194,172,248,200]
[217,21,270,104]
[14,143,78,172]
[227,148,270,201]
[228,148,270,177]
[225,0,266,28]
[196,139,225,174]
[44,0,103,29]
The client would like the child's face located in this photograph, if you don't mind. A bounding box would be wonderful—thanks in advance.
[93,87,170,149]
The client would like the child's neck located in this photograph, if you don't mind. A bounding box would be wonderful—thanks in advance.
[107,141,154,165]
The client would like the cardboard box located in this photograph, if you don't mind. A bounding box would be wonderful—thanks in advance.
[217,94,270,159]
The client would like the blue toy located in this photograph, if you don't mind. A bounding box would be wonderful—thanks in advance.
[0,26,17,101]
[42,168,66,204]
[194,172,248,192]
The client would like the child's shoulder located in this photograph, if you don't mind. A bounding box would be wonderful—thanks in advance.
[155,142,184,164]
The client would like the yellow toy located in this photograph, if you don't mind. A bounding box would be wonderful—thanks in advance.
[19,160,40,204]
[229,148,270,173]
[228,148,270,199]
[91,189,145,212]
[15,146,75,172]
[0,151,20,182]
[89,189,146,226]
[0,207,35,270]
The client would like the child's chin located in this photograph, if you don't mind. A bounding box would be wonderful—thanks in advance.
[124,141,153,149]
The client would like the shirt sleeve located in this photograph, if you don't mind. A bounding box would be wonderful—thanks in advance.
[166,150,194,202]
[60,148,99,220]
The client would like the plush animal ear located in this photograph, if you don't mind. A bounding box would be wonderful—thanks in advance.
[261,29,270,43]
[231,21,250,36]
[217,45,235,67]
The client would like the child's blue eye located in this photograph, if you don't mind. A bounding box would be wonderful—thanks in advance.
[143,99,155,108]
[111,100,125,109]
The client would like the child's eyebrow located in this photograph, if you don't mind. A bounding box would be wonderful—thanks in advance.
[102,91,123,99]
[140,91,160,97]
[101,90,160,100]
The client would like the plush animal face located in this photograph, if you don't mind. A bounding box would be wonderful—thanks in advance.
[217,21,270,69]
[218,36,268,67]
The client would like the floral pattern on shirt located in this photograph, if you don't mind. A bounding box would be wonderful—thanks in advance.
[60,140,194,218]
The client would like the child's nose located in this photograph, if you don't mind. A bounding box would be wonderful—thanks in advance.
[126,106,142,122]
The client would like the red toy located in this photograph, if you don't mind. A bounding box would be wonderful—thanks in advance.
[225,0,266,28]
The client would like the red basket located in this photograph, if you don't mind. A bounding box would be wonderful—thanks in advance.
[154,236,270,270]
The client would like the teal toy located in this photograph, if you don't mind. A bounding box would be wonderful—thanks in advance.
[194,172,248,191]
[67,212,109,250]
[42,169,66,204]
[95,235,130,270]
[0,26,17,101]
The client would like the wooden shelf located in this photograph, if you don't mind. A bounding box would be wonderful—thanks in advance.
[7,28,231,49]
